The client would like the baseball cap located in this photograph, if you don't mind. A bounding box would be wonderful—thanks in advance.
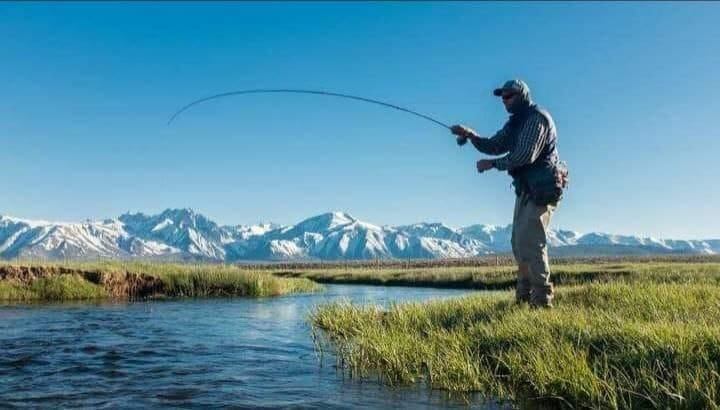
[493,79,530,97]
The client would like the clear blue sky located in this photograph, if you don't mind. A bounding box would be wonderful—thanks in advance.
[1,2,718,239]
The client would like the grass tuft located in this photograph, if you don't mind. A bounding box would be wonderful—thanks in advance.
[30,274,109,300]
[312,281,720,408]
[0,261,322,301]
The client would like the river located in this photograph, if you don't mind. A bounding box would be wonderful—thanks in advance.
[0,285,502,409]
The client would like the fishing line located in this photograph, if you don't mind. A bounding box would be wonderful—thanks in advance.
[167,89,452,130]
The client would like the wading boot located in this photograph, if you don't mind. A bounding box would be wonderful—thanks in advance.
[529,284,554,308]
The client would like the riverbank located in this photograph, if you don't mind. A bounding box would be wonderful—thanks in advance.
[0,261,321,301]
[277,260,720,289]
[311,261,720,408]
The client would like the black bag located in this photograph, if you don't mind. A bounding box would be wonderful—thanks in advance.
[517,161,569,206]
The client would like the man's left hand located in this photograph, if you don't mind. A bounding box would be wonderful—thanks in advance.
[476,159,494,173]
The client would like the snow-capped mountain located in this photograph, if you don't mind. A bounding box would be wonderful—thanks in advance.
[0,216,179,260]
[119,209,231,260]
[0,209,718,261]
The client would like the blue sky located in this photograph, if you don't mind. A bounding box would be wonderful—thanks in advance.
[1,2,718,239]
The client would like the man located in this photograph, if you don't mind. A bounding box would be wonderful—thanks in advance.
[451,79,567,308]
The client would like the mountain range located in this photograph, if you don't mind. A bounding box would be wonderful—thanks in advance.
[1,208,718,261]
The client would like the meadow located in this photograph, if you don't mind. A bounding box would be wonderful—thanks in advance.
[309,259,720,408]
[276,259,720,289]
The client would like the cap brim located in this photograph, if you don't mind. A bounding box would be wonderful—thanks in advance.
[493,88,504,97]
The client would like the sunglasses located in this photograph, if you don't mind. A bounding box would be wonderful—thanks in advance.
[501,93,516,101]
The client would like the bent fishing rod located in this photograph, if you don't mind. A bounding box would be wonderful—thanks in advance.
[167,89,452,130]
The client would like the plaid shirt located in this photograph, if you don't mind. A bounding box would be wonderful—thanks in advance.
[470,111,550,171]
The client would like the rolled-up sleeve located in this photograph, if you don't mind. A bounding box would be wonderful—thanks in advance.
[493,113,548,171]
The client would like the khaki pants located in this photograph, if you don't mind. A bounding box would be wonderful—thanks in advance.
[511,192,557,306]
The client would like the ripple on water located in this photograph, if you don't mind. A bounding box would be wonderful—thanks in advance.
[81,344,100,354]
[1,354,41,370]
[0,285,493,409]
[155,387,201,401]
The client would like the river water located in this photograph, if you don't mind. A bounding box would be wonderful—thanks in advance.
[0,285,501,409]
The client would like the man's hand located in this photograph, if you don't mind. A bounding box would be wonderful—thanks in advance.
[476,159,494,173]
[451,124,479,147]
[450,124,478,139]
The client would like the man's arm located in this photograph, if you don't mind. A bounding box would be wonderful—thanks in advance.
[468,127,510,155]
[492,112,548,171]
[451,123,510,155]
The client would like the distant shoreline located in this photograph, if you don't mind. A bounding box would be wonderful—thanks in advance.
[3,256,720,302]
[237,253,720,270]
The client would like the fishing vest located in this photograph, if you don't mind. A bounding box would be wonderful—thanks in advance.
[506,104,567,205]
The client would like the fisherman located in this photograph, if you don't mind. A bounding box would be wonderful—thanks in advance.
[451,79,568,308]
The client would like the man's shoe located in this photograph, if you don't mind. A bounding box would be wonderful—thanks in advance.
[529,302,553,309]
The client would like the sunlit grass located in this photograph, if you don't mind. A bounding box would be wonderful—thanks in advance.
[312,281,720,408]
[0,260,321,301]
[279,262,720,289]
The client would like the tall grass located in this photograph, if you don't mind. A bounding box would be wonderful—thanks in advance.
[279,262,720,289]
[0,261,321,302]
[88,261,321,297]
[0,273,108,301]
[242,254,720,271]
[312,281,720,408]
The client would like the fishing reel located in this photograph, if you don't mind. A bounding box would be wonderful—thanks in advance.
[450,124,475,146]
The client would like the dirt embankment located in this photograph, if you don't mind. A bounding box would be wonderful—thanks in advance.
[0,265,165,298]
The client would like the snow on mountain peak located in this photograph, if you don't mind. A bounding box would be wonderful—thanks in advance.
[1,215,68,228]
[231,223,280,240]
[326,211,356,228]
[0,209,718,261]
[291,212,356,234]
[151,218,174,232]
[398,222,462,241]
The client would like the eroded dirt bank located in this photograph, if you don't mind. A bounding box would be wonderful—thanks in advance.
[0,265,165,298]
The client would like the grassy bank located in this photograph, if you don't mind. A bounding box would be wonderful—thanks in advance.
[0,261,321,302]
[312,282,720,408]
[246,254,720,270]
[278,261,720,289]
[310,262,720,408]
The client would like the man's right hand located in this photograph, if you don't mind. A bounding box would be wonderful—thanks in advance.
[451,124,478,146]
[450,124,478,139]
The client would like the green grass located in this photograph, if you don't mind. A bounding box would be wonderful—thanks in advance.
[0,273,109,301]
[84,261,322,297]
[30,273,109,300]
[312,280,720,408]
[0,281,37,301]
[278,261,720,289]
[7,260,718,302]
[0,261,321,302]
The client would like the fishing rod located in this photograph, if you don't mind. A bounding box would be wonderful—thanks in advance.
[167,89,452,130]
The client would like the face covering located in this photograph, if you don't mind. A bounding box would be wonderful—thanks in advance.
[507,86,533,114]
